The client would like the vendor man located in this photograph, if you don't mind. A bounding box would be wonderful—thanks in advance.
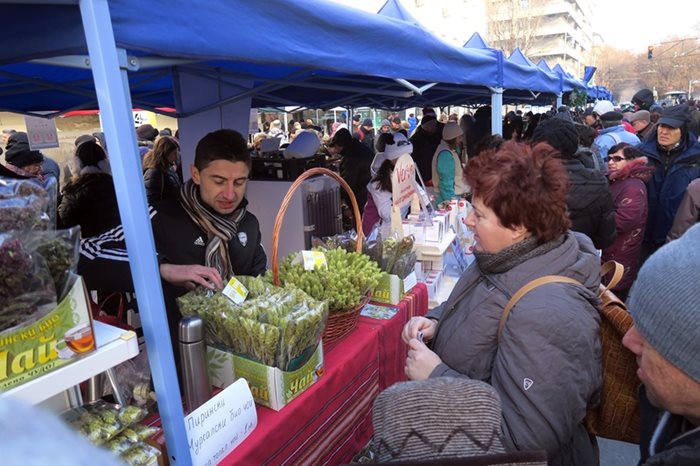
[80,129,266,360]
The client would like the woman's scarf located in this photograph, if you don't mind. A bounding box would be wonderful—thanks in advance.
[179,180,246,280]
[474,234,565,274]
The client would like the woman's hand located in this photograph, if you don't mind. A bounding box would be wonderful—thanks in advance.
[401,316,437,344]
[159,264,223,291]
[405,339,442,380]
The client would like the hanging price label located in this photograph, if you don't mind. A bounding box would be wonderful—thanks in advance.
[300,251,328,271]
[222,276,249,304]
[402,271,417,292]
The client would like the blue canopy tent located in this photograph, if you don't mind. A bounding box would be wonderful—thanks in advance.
[462,32,565,133]
[0,1,535,464]
[586,84,614,103]
[378,0,422,26]
[1,1,505,117]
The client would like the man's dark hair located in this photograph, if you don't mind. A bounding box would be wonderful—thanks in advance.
[575,123,596,148]
[194,129,250,171]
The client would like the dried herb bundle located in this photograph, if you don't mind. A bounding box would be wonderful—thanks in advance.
[178,276,327,370]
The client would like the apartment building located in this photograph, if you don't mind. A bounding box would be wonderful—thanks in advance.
[485,0,595,75]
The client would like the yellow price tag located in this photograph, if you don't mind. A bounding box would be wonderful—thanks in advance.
[222,276,249,305]
[301,250,327,271]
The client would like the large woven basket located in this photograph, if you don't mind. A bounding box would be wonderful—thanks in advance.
[272,167,366,346]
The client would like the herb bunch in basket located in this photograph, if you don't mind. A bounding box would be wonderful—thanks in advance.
[274,247,383,313]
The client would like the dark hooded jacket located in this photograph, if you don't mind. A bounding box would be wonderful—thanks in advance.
[409,125,442,182]
[638,132,700,246]
[58,173,121,237]
[561,158,617,249]
[339,139,373,215]
[533,118,617,249]
[638,387,700,465]
[602,158,654,292]
[143,166,181,204]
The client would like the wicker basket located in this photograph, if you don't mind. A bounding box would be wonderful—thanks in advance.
[272,167,366,346]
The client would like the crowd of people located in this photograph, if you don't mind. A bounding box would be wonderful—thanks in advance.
[2,90,699,465]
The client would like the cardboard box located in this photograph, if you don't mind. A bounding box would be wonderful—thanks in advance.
[372,271,417,305]
[207,341,324,411]
[0,275,95,392]
[372,273,405,305]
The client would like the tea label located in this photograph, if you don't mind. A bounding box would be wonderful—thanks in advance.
[0,275,94,391]
[222,277,248,305]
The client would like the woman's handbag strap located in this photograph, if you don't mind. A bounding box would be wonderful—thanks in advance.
[498,275,581,342]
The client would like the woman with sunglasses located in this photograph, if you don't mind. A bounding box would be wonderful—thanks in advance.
[601,143,654,300]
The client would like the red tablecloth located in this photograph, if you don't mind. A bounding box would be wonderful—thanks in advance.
[222,283,428,466]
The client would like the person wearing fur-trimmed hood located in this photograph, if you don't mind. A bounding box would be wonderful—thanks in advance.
[58,139,121,237]
[601,143,654,300]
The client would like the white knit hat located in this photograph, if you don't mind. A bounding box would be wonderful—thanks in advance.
[442,122,463,141]
[383,133,412,161]
[592,100,615,115]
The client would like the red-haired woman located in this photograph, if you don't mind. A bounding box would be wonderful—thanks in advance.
[602,143,654,300]
[402,141,602,466]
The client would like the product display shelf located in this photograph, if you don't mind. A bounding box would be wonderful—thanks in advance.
[1,321,139,405]
[427,252,471,309]
[415,229,456,260]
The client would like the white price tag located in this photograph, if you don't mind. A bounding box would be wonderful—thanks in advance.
[403,271,417,292]
[300,250,327,271]
[222,276,248,305]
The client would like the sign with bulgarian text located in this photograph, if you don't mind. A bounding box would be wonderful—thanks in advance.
[185,378,257,466]
[24,115,59,150]
[391,154,417,209]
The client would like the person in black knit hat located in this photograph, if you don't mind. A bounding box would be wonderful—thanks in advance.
[3,131,44,178]
[532,118,617,249]
[633,88,655,111]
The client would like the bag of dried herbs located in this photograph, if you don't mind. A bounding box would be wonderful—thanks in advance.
[0,176,56,232]
[0,231,57,333]
[362,224,417,279]
[24,227,81,302]
[177,275,328,371]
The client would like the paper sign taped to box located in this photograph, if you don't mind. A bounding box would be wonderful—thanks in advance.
[185,378,257,466]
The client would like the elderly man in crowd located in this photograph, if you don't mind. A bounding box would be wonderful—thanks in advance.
[622,224,700,465]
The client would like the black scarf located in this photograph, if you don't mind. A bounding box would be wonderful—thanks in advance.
[179,180,246,280]
[474,234,566,274]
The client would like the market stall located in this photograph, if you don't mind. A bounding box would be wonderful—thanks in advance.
[1,1,561,465]
[225,284,428,466]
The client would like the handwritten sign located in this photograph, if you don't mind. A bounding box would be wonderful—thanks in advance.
[185,378,257,466]
[391,154,417,209]
[24,115,59,150]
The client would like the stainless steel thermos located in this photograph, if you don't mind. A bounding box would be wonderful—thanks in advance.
[179,316,211,412]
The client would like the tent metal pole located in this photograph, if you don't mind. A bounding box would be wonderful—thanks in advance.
[556,93,563,108]
[489,87,504,136]
[79,1,191,465]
